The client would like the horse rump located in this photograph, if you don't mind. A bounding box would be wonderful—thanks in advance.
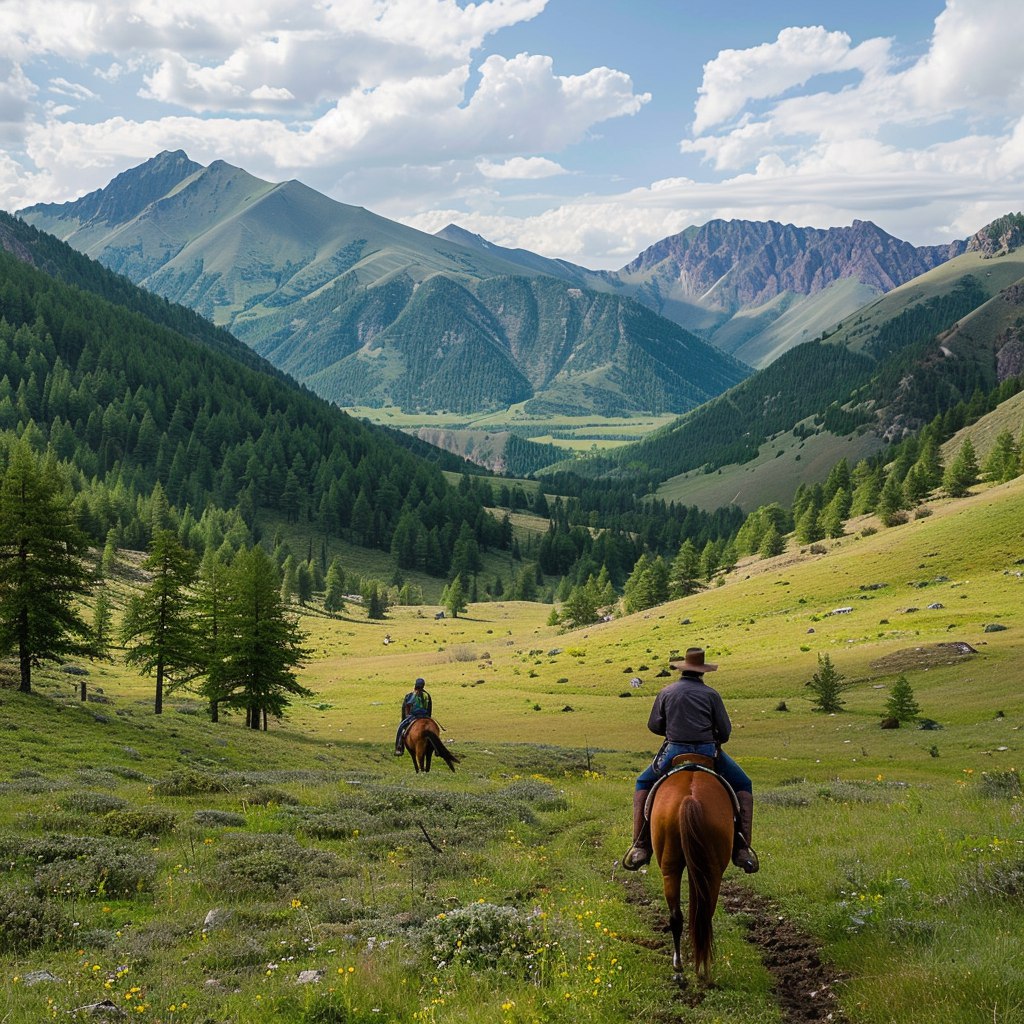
[426,731,461,772]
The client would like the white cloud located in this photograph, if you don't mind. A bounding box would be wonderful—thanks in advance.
[477,156,567,179]
[692,27,890,134]
[49,77,98,102]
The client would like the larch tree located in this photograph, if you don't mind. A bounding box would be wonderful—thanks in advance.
[0,442,95,693]
[212,545,311,730]
[120,529,201,714]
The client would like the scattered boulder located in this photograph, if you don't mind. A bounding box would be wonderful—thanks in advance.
[25,971,63,986]
[927,603,944,610]
[297,970,325,985]
[918,719,942,731]
[880,717,900,730]
[560,705,574,713]
[204,908,232,930]
[984,623,1008,633]
[618,692,633,698]
[775,701,789,712]
[73,1001,126,1019]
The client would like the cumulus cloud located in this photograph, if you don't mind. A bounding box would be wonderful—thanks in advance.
[692,27,889,134]
[477,156,567,179]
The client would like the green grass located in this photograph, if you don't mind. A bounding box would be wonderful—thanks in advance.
[350,406,677,455]
[2,474,1024,1022]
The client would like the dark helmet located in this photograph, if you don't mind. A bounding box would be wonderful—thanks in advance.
[414,677,425,689]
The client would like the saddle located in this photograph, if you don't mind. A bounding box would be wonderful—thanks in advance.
[642,753,742,823]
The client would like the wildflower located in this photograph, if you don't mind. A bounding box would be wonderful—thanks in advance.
[291,899,302,909]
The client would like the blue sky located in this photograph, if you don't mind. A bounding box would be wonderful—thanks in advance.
[2,0,1022,267]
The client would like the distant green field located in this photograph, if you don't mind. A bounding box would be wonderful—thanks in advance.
[348,405,677,454]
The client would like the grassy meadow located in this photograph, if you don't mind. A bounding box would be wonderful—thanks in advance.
[2,475,1024,1023]
[348,405,677,455]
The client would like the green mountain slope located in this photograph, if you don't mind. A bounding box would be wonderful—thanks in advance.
[0,212,503,578]
[19,152,748,417]
[551,231,1024,511]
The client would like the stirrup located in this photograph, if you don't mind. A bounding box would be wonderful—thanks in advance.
[622,841,651,871]
[732,845,759,874]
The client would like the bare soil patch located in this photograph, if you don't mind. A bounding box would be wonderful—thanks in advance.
[617,871,848,1024]
[870,641,977,673]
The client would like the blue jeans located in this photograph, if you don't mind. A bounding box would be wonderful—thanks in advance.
[636,742,752,794]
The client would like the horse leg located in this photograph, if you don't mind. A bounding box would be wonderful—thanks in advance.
[662,869,686,972]
[424,746,432,772]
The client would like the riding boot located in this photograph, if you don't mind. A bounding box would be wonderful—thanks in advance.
[732,791,760,873]
[622,790,652,870]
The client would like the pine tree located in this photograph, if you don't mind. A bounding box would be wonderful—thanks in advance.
[876,471,907,526]
[758,524,785,558]
[194,548,229,721]
[885,674,921,723]
[806,653,854,713]
[92,591,112,658]
[669,538,701,597]
[210,545,310,730]
[442,574,468,618]
[943,438,980,497]
[120,529,200,714]
[0,442,95,693]
[982,430,1020,483]
[324,558,346,614]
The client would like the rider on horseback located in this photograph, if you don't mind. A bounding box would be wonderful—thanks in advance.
[622,647,759,874]
[394,677,432,755]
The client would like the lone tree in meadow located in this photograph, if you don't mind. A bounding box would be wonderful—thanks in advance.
[806,653,855,713]
[442,574,468,618]
[210,545,311,730]
[0,442,95,693]
[885,674,922,723]
[121,529,202,714]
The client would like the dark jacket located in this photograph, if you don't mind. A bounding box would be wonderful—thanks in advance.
[647,673,731,745]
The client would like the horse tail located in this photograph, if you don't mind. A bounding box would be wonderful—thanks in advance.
[426,732,461,772]
[679,795,716,978]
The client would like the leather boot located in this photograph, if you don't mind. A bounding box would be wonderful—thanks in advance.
[732,790,759,873]
[622,790,652,870]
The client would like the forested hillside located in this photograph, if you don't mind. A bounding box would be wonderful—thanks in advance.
[0,217,505,576]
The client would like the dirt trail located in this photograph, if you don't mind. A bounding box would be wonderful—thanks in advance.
[617,873,848,1024]
[721,881,848,1024]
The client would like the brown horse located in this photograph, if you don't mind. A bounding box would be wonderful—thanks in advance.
[402,718,461,773]
[649,754,734,979]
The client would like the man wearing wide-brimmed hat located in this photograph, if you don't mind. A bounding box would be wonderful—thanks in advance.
[622,647,758,873]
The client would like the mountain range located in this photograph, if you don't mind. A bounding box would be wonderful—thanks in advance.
[17,152,747,418]
[21,151,976,421]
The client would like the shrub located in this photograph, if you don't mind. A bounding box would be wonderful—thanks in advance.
[423,902,546,973]
[193,809,247,828]
[58,792,128,815]
[498,779,567,812]
[152,770,229,796]
[20,835,157,896]
[0,887,71,953]
[209,833,347,897]
[102,807,177,838]
[239,786,300,807]
[978,769,1022,800]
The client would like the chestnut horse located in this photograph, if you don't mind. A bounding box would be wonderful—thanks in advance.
[649,754,733,978]
[402,718,461,773]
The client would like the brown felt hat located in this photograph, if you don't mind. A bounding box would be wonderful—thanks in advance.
[669,647,718,673]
